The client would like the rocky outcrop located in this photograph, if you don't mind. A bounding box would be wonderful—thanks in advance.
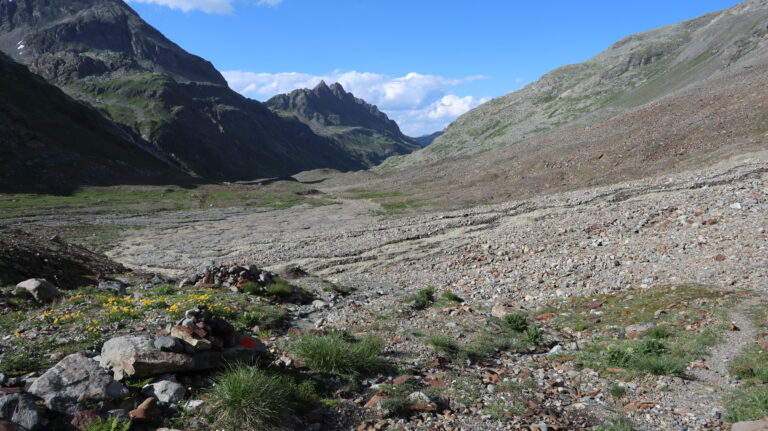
[0,393,47,431]
[28,353,128,415]
[267,82,421,167]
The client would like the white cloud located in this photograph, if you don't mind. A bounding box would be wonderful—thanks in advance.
[126,0,282,13]
[223,70,489,136]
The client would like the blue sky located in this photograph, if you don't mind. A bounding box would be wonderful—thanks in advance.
[127,0,740,135]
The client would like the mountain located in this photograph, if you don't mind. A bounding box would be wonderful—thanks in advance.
[412,131,443,148]
[381,0,768,170]
[0,0,368,181]
[266,82,421,167]
[0,51,183,193]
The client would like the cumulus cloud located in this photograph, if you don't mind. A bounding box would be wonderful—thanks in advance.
[223,70,489,135]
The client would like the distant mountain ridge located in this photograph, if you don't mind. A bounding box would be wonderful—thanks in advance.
[0,51,181,193]
[381,0,768,170]
[0,0,419,183]
[266,81,421,167]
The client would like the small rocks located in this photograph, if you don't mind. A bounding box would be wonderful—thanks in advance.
[15,278,60,303]
[28,353,128,415]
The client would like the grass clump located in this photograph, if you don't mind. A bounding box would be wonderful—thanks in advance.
[265,278,294,299]
[609,383,627,398]
[729,344,768,383]
[725,385,768,422]
[577,338,688,377]
[644,325,673,340]
[593,416,636,431]
[408,287,436,310]
[441,291,464,303]
[292,331,383,377]
[502,312,530,333]
[83,417,131,431]
[426,336,461,358]
[205,364,307,431]
[230,305,289,332]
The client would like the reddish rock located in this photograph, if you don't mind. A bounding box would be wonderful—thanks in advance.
[535,313,554,321]
[0,420,19,431]
[714,254,727,262]
[392,375,411,385]
[364,393,390,409]
[129,397,162,423]
[71,409,100,431]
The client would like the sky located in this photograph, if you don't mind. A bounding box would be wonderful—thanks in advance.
[126,0,740,136]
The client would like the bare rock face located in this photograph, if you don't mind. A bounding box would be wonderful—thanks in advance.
[28,353,128,415]
[0,393,47,430]
[99,334,261,381]
[15,278,60,303]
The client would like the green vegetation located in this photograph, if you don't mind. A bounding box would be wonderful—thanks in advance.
[440,291,464,303]
[725,385,768,422]
[609,383,627,399]
[291,331,383,377]
[264,278,294,299]
[205,364,312,431]
[426,318,545,363]
[729,344,768,383]
[83,417,131,431]
[501,312,530,333]
[593,416,636,431]
[408,287,436,310]
[231,305,289,332]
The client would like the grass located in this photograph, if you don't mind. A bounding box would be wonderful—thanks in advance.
[82,417,131,431]
[205,364,308,431]
[230,305,289,332]
[725,385,768,422]
[502,312,530,333]
[291,331,383,377]
[426,320,544,363]
[609,384,627,398]
[408,287,436,310]
[593,416,636,431]
[264,278,294,299]
[729,344,768,383]
[440,291,464,303]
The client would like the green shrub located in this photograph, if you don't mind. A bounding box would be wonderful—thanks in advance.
[205,364,298,431]
[150,285,178,296]
[525,325,544,347]
[292,331,383,377]
[83,417,131,431]
[725,385,768,422]
[408,287,436,310]
[265,278,294,299]
[502,313,530,333]
[637,339,667,356]
[241,282,263,295]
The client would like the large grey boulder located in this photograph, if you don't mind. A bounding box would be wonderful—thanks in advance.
[0,393,47,430]
[15,279,60,303]
[100,335,261,380]
[28,353,128,415]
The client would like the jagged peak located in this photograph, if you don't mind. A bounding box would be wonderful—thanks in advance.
[313,80,330,91]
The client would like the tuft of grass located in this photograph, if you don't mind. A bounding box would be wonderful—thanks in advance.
[206,364,299,431]
[265,278,294,299]
[644,325,673,340]
[594,416,636,431]
[292,331,383,377]
[427,336,461,359]
[524,325,544,347]
[408,287,436,310]
[231,305,289,332]
[83,417,131,431]
[441,291,464,303]
[609,383,627,398]
[725,385,768,422]
[502,313,530,333]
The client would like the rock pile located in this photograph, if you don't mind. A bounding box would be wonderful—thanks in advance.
[182,261,275,291]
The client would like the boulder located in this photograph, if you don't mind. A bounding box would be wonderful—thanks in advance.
[15,279,60,303]
[154,336,183,353]
[0,393,47,430]
[732,420,768,431]
[141,376,186,405]
[100,335,261,380]
[28,353,128,415]
[97,280,126,295]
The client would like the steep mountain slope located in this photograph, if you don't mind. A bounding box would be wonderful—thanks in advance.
[0,0,364,181]
[0,51,182,193]
[266,82,421,166]
[412,131,443,148]
[382,0,768,169]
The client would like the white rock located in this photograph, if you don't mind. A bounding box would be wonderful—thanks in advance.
[15,279,60,303]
